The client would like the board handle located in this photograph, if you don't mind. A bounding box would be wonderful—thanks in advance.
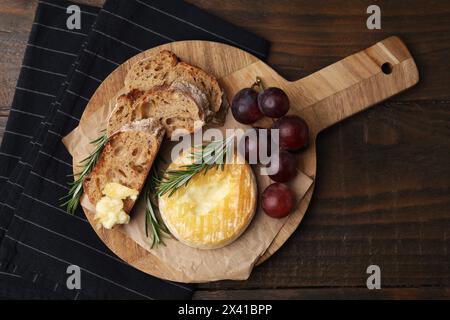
[290,36,419,133]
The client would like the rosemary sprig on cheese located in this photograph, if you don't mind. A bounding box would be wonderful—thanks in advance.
[157,136,234,197]
[61,131,107,214]
[145,164,170,248]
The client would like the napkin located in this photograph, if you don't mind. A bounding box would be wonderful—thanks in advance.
[0,0,99,299]
[0,0,269,299]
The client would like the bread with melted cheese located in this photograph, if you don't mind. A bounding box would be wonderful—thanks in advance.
[84,118,165,213]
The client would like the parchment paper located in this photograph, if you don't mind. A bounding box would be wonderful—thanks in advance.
[64,96,314,282]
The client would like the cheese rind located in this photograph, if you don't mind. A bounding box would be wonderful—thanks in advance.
[159,152,257,249]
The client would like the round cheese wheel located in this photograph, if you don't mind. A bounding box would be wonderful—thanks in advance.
[158,151,257,249]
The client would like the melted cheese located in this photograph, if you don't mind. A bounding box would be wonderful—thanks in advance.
[103,182,138,201]
[94,182,138,229]
[95,197,129,229]
[159,153,256,249]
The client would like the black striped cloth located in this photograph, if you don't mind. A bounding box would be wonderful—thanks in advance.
[0,0,269,299]
[0,1,100,299]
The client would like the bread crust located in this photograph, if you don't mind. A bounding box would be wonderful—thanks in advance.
[108,84,206,138]
[124,50,224,119]
[108,50,228,138]
[83,118,164,214]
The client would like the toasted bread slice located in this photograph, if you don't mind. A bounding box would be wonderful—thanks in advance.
[84,118,165,213]
[169,61,222,115]
[107,85,206,138]
[124,50,223,118]
[106,89,144,137]
[125,50,179,91]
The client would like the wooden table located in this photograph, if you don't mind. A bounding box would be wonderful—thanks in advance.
[1,0,449,299]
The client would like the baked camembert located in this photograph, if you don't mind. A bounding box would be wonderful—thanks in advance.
[158,152,257,249]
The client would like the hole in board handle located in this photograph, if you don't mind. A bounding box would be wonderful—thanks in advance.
[381,62,393,75]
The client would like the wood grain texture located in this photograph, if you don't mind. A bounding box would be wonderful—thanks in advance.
[194,288,450,300]
[199,99,450,291]
[186,0,450,101]
[0,0,449,299]
[0,0,35,109]
[68,37,417,283]
[0,111,7,140]
[75,0,450,101]
[220,36,419,265]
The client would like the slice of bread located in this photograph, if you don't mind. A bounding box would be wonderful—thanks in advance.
[106,89,143,137]
[107,85,206,138]
[125,50,179,90]
[124,50,223,118]
[84,118,165,213]
[168,61,222,115]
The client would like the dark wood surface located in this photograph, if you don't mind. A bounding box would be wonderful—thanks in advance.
[0,0,449,299]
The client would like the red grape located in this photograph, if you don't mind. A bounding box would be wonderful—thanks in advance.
[261,183,295,218]
[231,88,263,124]
[258,87,290,118]
[268,150,297,182]
[272,115,309,151]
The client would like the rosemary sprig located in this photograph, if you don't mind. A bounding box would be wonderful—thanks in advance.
[61,131,108,214]
[144,163,170,248]
[157,136,234,198]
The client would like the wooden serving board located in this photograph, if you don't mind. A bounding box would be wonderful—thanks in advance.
[69,37,418,282]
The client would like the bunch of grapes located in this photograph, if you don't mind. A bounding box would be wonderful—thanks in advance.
[231,79,310,219]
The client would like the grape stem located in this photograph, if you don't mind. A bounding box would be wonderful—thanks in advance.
[252,76,265,93]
